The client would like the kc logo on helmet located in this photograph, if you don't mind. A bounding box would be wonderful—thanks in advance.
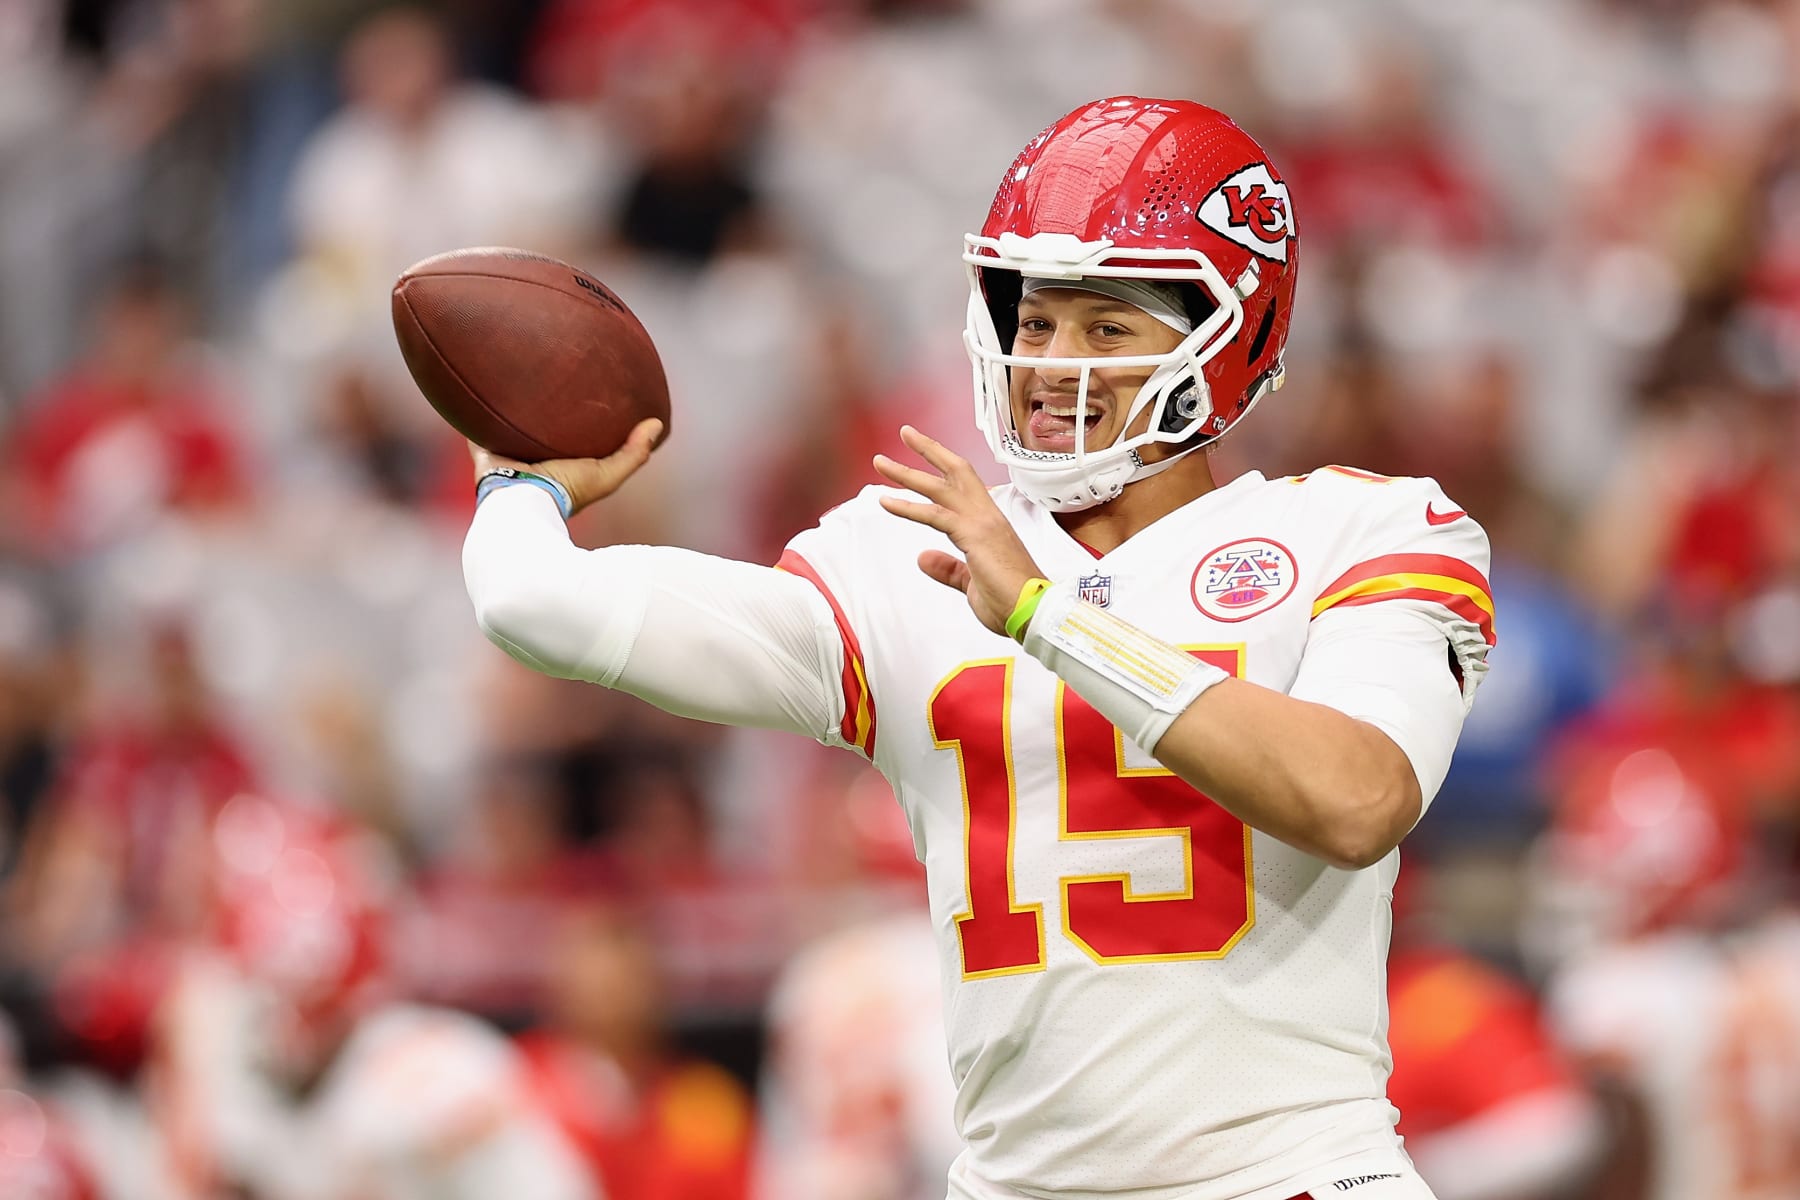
[1198,164,1293,263]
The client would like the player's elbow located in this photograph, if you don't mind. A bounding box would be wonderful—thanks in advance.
[1313,768,1421,871]
[467,573,583,678]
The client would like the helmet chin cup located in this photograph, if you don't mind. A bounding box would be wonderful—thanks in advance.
[999,439,1139,511]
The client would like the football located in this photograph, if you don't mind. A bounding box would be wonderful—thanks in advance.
[392,248,670,462]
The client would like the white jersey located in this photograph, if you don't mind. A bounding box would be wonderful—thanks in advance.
[759,912,961,1200]
[779,467,1493,1200]
[1548,917,1800,1200]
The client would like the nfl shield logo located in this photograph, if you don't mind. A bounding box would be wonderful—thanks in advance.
[1077,572,1112,608]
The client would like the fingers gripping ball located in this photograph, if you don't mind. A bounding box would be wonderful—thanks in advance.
[393,248,671,461]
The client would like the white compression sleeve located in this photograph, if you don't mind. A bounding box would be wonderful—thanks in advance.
[462,485,848,741]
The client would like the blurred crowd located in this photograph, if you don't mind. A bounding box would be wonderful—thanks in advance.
[0,0,1798,1197]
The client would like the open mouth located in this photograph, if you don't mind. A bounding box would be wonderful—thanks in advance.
[1026,397,1104,453]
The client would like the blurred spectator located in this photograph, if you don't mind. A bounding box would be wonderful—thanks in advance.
[405,760,600,1023]
[756,911,955,1200]
[600,750,798,1011]
[309,363,472,517]
[599,51,774,265]
[285,5,595,328]
[2,259,250,558]
[0,576,64,884]
[1387,864,1604,1200]
[8,622,253,968]
[1279,44,1497,255]
[518,900,755,1200]
[525,0,815,105]
[0,1010,102,1200]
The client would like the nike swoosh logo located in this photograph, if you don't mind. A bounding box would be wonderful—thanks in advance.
[1425,504,1467,526]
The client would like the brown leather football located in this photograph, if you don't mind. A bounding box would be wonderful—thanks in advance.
[392,248,670,462]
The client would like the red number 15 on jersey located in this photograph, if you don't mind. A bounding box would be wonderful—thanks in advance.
[928,648,1254,978]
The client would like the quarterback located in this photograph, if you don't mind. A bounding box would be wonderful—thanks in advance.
[462,98,1493,1200]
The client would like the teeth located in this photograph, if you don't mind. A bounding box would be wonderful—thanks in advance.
[1041,405,1098,419]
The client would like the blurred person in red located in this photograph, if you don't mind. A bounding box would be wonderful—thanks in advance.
[8,621,254,962]
[2,620,251,1084]
[517,898,754,1200]
[525,0,811,107]
[1383,865,1602,1200]
[1277,45,1496,255]
[610,750,797,1013]
[153,792,599,1200]
[1,258,250,558]
[1574,322,1800,618]
[1528,739,1800,1200]
[404,759,598,1023]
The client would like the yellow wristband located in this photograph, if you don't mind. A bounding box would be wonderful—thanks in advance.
[1005,578,1053,643]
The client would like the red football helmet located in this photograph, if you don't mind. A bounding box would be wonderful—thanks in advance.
[207,795,392,1027]
[965,97,1298,511]
[1524,744,1751,967]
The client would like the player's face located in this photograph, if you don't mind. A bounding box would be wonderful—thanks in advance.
[1008,288,1186,456]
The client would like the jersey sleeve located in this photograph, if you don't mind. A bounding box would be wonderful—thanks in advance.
[778,487,895,762]
[1289,473,1496,810]
[1306,474,1495,710]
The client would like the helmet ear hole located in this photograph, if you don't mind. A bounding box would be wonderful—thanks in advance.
[1246,297,1277,367]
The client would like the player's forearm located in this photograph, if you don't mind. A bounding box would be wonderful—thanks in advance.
[1020,583,1424,871]
[1152,682,1421,870]
[463,484,645,679]
[463,485,848,739]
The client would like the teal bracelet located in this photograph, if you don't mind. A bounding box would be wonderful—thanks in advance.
[476,469,574,519]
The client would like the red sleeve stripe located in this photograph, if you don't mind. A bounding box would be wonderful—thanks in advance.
[776,550,876,756]
[1313,554,1496,647]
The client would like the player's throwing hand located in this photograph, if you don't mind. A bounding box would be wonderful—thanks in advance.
[873,425,1048,638]
[467,417,663,517]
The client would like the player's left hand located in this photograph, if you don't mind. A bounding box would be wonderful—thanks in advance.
[873,425,1047,638]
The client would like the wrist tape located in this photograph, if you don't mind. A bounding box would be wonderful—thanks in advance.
[1021,582,1229,754]
[477,469,574,520]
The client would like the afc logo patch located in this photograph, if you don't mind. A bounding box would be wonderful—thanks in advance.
[1191,538,1298,622]
[1198,163,1293,263]
[1077,571,1112,608]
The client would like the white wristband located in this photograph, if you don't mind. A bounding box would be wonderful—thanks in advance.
[1021,583,1230,754]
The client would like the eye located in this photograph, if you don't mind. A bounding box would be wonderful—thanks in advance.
[1095,323,1129,338]
[1017,317,1051,334]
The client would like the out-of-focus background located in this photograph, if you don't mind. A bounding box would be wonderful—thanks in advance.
[1,0,1798,1197]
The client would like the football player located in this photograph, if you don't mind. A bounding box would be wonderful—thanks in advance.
[464,97,1493,1200]
[152,794,598,1200]
[1532,743,1800,1199]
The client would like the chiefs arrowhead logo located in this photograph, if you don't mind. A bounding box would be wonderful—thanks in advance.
[1198,164,1293,263]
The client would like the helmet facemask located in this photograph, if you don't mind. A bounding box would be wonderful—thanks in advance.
[962,232,1276,512]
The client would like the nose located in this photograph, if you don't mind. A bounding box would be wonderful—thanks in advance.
[1033,322,1085,384]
